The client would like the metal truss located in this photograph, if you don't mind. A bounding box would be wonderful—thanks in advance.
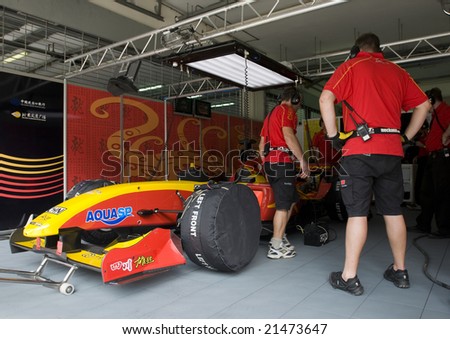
[290,32,450,78]
[164,77,238,99]
[63,0,346,78]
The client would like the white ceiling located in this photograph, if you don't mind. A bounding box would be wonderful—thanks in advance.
[1,0,450,96]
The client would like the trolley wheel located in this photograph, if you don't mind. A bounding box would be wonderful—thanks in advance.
[59,283,75,295]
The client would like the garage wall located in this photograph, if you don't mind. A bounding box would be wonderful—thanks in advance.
[0,71,64,230]
[66,84,263,186]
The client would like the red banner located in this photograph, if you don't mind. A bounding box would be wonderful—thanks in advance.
[67,85,262,186]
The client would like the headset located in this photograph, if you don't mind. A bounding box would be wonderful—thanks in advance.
[425,90,436,105]
[349,45,360,59]
[278,88,301,105]
[291,91,301,105]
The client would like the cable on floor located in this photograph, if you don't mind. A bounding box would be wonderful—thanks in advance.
[412,234,450,290]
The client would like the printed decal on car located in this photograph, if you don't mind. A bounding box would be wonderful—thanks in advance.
[134,256,155,268]
[110,259,132,272]
[85,206,133,226]
[47,206,67,215]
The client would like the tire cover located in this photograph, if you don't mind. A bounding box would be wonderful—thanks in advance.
[180,183,261,272]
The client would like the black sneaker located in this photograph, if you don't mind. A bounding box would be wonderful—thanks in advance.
[329,271,364,296]
[383,264,410,288]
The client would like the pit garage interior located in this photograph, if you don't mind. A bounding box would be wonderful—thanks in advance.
[0,0,449,320]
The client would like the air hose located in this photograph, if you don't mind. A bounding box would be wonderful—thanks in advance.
[412,234,450,289]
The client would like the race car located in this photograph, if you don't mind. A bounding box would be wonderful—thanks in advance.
[7,177,262,293]
[5,155,345,294]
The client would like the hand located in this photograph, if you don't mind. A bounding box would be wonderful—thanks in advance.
[298,160,310,179]
[327,131,354,151]
[401,134,413,145]
[259,149,265,160]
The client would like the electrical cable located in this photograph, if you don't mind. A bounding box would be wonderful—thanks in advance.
[243,50,250,141]
[412,234,450,290]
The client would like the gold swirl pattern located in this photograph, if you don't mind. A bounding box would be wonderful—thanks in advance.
[90,97,163,178]
[234,124,246,148]
[88,96,259,181]
[201,125,227,175]
[176,118,200,149]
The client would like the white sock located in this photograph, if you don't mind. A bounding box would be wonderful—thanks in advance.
[270,237,282,249]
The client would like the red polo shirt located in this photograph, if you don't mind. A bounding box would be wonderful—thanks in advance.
[323,51,428,157]
[425,101,450,152]
[260,103,297,163]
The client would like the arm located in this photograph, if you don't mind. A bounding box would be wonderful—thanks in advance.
[319,89,338,137]
[443,124,450,146]
[403,100,431,141]
[415,140,426,148]
[282,126,310,178]
[259,136,266,161]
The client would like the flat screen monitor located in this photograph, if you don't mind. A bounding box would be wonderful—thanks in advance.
[174,97,193,116]
[194,99,211,119]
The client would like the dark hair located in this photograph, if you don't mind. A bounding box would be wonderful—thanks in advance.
[279,87,301,104]
[355,33,382,53]
[426,87,443,102]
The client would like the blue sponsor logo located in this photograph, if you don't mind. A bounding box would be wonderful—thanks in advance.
[85,206,133,226]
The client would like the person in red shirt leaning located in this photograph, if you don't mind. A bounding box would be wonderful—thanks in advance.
[259,87,310,259]
[413,88,450,237]
[319,33,430,296]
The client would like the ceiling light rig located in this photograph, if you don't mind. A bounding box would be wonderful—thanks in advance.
[160,25,201,49]
[165,40,301,91]
[65,1,347,78]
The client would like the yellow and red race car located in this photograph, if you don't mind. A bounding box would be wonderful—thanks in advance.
[7,177,263,292]
[5,158,344,294]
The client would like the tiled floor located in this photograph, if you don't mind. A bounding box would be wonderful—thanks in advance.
[0,207,449,320]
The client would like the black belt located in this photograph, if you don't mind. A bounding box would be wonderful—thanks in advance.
[348,127,401,139]
[430,148,450,158]
[269,146,293,156]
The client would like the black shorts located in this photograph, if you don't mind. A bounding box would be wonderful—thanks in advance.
[263,162,297,210]
[339,155,404,217]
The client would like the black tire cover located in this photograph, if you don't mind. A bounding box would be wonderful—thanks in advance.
[180,183,261,272]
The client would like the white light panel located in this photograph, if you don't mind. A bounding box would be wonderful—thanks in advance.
[186,54,295,89]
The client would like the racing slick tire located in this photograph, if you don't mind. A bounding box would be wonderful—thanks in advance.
[180,182,261,272]
[65,179,115,199]
[66,179,117,246]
